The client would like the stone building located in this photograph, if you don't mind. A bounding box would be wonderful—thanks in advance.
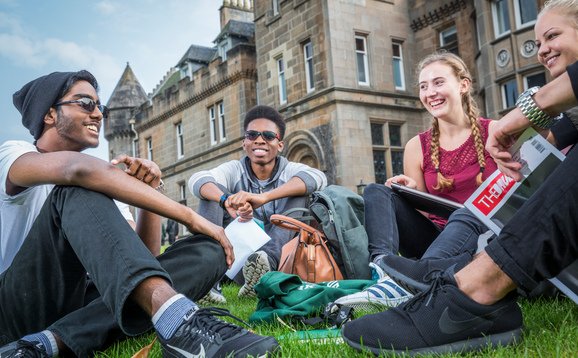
[105,0,545,233]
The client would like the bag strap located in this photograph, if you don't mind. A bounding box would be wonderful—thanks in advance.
[271,214,323,237]
[280,207,316,223]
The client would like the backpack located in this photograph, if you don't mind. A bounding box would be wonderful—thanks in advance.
[309,185,372,280]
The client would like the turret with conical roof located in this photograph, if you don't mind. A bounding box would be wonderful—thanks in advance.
[104,63,148,161]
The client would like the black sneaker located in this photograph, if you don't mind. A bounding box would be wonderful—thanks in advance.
[0,340,49,358]
[341,272,523,356]
[158,306,279,358]
[379,252,472,294]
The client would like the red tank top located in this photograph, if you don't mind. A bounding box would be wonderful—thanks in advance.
[419,118,497,227]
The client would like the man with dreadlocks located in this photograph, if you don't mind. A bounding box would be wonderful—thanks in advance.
[335,51,498,311]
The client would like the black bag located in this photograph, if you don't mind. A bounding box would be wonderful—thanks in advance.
[309,185,372,280]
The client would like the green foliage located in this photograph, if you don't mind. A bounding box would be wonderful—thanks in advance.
[95,283,578,358]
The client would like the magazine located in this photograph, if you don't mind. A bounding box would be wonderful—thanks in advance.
[464,128,565,233]
[465,128,578,304]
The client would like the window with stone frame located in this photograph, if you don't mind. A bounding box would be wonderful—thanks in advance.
[514,0,538,29]
[303,41,315,93]
[492,0,511,38]
[209,103,226,145]
[176,123,184,159]
[209,106,217,145]
[439,25,459,56]
[523,71,546,90]
[272,0,279,15]
[355,35,370,86]
[371,122,404,184]
[146,138,153,161]
[392,41,405,90]
[277,57,287,104]
[501,79,518,109]
[218,102,226,142]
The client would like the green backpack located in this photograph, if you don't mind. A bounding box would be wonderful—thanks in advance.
[309,185,372,280]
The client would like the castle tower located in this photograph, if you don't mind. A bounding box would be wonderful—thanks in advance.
[104,63,148,161]
[220,0,254,30]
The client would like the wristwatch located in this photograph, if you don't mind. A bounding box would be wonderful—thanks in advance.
[219,193,231,209]
[516,86,562,129]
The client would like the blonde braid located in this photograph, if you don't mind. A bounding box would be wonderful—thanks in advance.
[430,117,454,191]
[463,87,486,185]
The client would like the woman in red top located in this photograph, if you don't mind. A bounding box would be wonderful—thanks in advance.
[367,51,498,294]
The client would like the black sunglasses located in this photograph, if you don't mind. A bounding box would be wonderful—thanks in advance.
[54,98,109,119]
[244,130,280,142]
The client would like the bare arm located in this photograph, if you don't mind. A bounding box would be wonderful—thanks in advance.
[486,71,578,181]
[8,151,234,266]
[112,154,163,256]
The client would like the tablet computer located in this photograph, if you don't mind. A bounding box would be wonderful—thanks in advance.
[391,182,463,218]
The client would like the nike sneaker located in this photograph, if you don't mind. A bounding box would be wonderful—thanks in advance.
[335,275,413,312]
[379,252,471,294]
[0,340,49,358]
[341,272,523,356]
[238,251,271,298]
[197,281,227,306]
[158,306,279,358]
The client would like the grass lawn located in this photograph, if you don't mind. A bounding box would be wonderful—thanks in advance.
[95,282,578,358]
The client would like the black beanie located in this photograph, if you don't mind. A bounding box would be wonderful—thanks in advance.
[13,72,76,140]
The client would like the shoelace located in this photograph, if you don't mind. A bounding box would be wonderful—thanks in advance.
[11,341,48,358]
[181,307,251,342]
[403,272,447,313]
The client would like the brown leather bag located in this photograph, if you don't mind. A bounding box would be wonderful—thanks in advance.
[271,214,344,283]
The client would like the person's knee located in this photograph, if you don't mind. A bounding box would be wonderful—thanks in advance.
[364,183,394,200]
[447,208,484,228]
[50,185,116,211]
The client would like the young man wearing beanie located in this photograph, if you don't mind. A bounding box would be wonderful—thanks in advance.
[189,105,327,300]
[0,71,279,358]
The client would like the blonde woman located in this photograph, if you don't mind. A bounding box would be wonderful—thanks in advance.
[336,52,498,311]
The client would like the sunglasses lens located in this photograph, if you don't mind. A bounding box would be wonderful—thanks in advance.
[245,131,259,140]
[79,98,96,112]
[263,131,278,141]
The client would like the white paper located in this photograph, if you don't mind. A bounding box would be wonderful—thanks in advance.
[224,218,272,279]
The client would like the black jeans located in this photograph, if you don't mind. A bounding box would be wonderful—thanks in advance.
[0,186,226,357]
[486,144,578,292]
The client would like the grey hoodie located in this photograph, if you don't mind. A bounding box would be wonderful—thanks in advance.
[189,156,327,227]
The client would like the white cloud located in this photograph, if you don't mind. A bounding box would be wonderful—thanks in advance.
[0,12,23,34]
[0,34,121,75]
[0,34,46,68]
[95,1,119,15]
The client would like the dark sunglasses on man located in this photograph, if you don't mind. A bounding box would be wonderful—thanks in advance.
[54,97,109,119]
[244,130,280,142]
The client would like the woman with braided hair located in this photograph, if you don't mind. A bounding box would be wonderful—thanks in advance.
[336,51,498,311]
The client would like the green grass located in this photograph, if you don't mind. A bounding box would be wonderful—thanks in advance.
[95,283,578,358]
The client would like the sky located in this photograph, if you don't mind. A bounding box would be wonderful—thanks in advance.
[0,0,223,160]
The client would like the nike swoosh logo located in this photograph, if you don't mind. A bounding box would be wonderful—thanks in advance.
[166,343,205,358]
[438,306,508,335]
